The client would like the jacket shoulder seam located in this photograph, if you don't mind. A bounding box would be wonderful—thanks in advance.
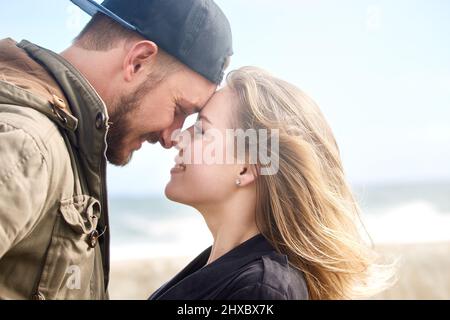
[0,115,59,158]
[0,122,47,187]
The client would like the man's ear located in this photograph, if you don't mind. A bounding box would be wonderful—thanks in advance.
[236,165,258,187]
[123,40,158,82]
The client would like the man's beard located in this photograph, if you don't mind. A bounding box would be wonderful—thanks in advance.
[106,80,159,166]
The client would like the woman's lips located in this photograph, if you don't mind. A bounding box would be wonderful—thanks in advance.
[170,163,186,174]
[171,154,186,174]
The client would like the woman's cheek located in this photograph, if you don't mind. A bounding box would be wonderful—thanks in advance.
[186,164,232,201]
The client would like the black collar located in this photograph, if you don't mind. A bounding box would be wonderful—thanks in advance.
[150,234,280,300]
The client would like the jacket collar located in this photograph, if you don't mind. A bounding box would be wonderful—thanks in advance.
[17,40,109,174]
[0,38,78,131]
[151,234,280,300]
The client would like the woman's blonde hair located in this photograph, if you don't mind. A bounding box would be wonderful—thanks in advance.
[227,67,395,300]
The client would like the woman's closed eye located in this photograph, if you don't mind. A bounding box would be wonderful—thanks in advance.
[194,121,205,135]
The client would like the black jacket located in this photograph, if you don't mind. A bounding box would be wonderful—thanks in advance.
[149,234,309,300]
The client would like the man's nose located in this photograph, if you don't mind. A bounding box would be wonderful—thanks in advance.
[159,118,186,149]
[159,130,175,149]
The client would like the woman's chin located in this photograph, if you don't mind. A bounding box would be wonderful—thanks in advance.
[164,184,175,200]
[165,183,187,204]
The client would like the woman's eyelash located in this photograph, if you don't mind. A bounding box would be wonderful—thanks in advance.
[194,122,204,134]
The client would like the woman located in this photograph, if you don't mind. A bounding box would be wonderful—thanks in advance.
[149,67,393,300]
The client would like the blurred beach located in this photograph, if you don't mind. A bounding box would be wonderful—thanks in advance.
[107,181,450,300]
[109,243,450,300]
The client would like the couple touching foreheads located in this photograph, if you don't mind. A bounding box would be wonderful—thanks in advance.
[0,0,392,300]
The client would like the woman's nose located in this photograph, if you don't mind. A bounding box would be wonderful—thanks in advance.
[174,129,191,150]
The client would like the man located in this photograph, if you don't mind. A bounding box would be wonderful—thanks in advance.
[0,0,232,300]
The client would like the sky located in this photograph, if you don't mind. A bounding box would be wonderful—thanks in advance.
[1,0,449,196]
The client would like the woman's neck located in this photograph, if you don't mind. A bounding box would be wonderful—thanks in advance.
[197,192,260,265]
[207,223,260,265]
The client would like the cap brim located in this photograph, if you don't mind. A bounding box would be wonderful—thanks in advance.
[70,0,137,31]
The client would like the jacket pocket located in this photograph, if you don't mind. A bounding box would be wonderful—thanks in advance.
[33,195,103,300]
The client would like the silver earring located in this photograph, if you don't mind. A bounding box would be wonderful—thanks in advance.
[235,179,241,186]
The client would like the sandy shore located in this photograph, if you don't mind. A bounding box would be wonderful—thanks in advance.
[108,242,450,300]
[372,242,450,299]
[109,256,192,300]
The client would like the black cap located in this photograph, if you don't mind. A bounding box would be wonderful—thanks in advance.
[70,0,233,84]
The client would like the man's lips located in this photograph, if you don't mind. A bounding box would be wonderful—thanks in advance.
[131,133,160,152]
[145,133,161,144]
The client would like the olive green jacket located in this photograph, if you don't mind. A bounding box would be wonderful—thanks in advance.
[0,38,110,300]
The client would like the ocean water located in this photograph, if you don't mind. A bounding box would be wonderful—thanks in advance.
[108,181,450,261]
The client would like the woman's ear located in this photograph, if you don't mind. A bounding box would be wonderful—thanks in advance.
[236,165,257,187]
[123,40,158,82]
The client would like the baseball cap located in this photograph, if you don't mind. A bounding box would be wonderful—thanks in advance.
[70,0,233,84]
